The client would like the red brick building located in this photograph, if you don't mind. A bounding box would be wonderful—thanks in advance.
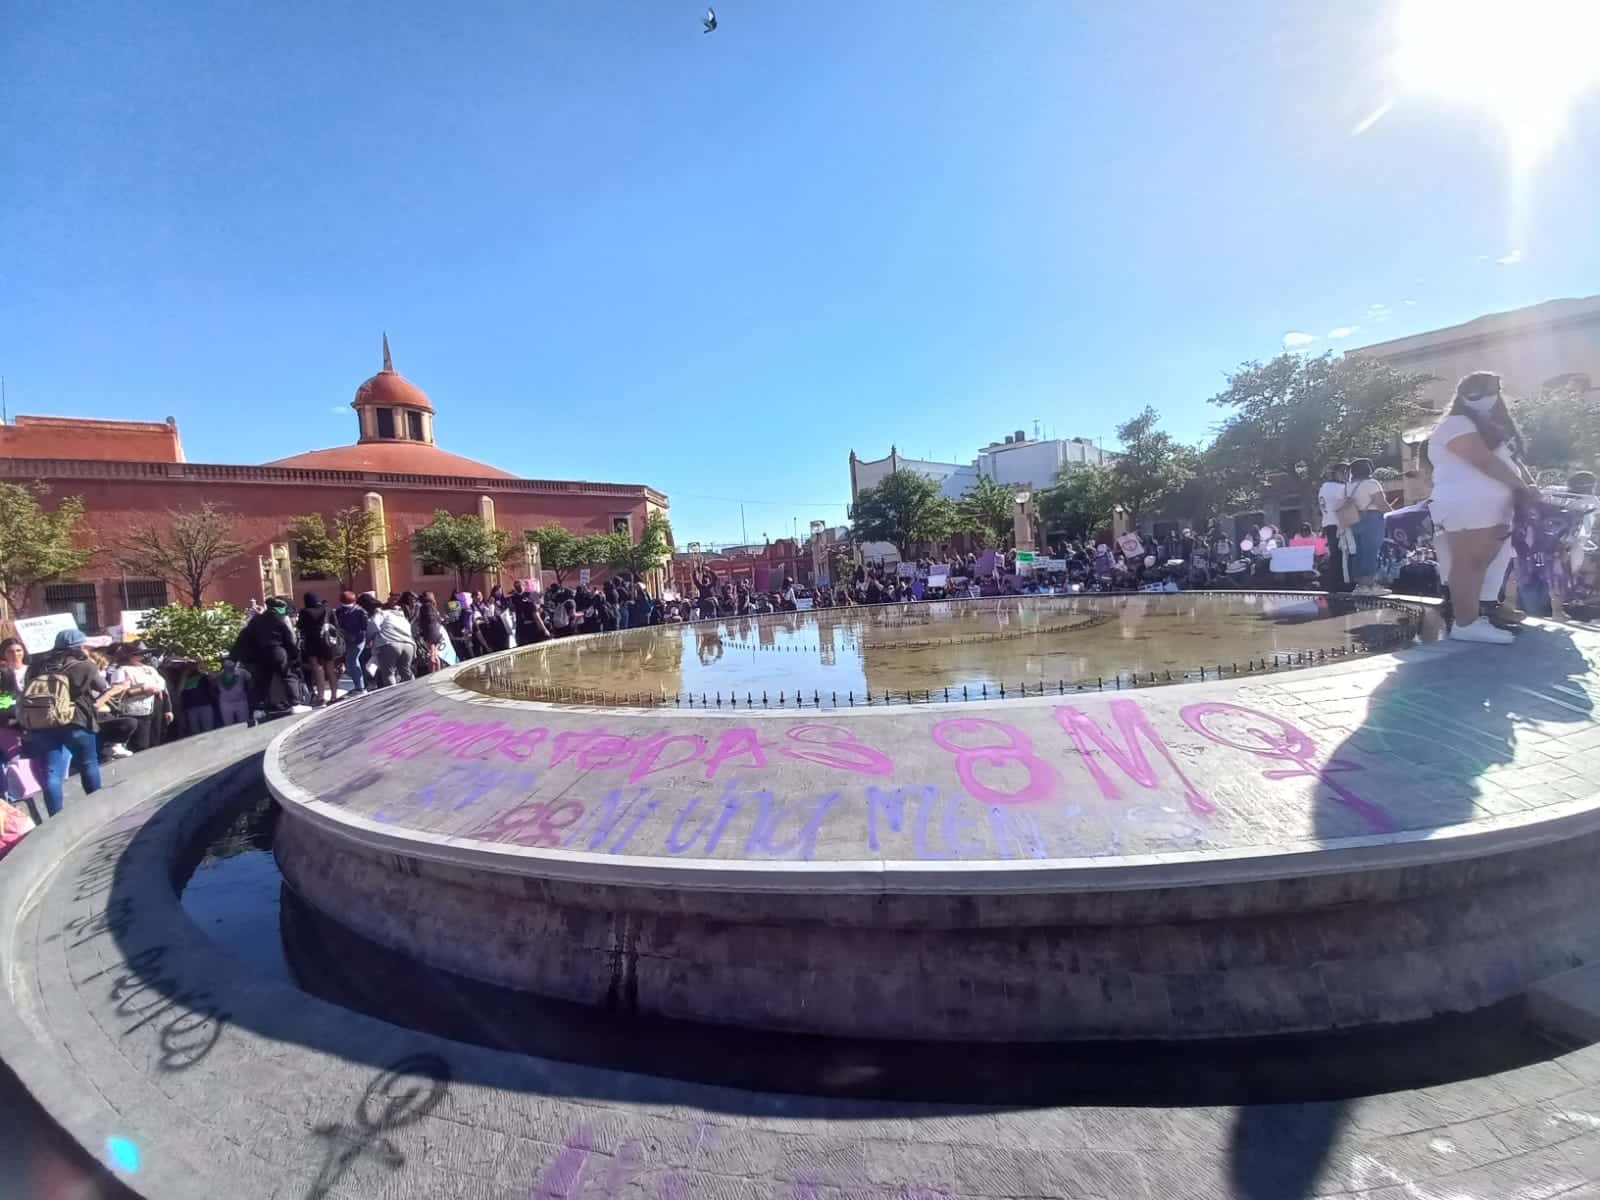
[0,341,667,630]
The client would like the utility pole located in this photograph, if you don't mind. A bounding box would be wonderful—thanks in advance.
[741,503,748,547]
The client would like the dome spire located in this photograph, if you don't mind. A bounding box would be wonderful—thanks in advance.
[382,332,393,373]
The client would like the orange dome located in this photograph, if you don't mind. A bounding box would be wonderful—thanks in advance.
[353,368,433,414]
[264,441,516,478]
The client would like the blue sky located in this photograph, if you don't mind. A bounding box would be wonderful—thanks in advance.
[4,1,1597,547]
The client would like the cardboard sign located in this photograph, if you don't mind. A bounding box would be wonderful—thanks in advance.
[119,609,157,640]
[14,612,79,655]
[1117,533,1144,558]
[897,562,916,579]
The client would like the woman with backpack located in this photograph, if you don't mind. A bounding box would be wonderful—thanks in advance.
[17,628,130,816]
[296,592,344,706]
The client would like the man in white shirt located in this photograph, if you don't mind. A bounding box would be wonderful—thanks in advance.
[1317,462,1352,591]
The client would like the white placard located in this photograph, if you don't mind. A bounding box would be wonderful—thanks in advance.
[14,612,79,655]
[897,562,916,578]
[578,568,591,587]
[928,571,949,589]
[1269,546,1316,573]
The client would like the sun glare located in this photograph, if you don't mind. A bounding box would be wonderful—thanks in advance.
[1395,0,1600,169]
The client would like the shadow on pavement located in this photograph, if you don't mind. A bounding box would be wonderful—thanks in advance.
[1230,621,1598,1198]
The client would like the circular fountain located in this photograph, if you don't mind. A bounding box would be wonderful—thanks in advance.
[266,592,1600,1041]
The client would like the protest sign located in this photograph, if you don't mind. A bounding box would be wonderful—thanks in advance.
[1117,533,1144,558]
[897,562,916,579]
[14,612,78,655]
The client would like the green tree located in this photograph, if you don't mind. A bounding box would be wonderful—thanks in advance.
[1512,378,1600,476]
[1111,406,1192,525]
[411,509,516,590]
[1037,465,1118,543]
[1156,444,1254,529]
[956,475,1018,548]
[0,482,94,619]
[286,507,388,591]
[117,502,245,608]
[138,601,245,669]
[850,471,957,556]
[1208,351,1432,517]
[605,510,675,577]
[525,524,617,586]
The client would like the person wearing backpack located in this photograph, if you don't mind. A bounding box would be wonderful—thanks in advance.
[296,592,344,706]
[18,628,127,817]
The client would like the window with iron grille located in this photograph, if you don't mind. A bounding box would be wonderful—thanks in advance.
[121,580,168,610]
[43,582,99,633]
[416,552,449,577]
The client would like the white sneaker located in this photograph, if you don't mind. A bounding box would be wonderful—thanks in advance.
[289,704,313,714]
[1451,621,1515,645]
[107,744,134,759]
[252,709,266,722]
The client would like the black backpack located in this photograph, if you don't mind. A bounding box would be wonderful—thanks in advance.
[318,617,346,658]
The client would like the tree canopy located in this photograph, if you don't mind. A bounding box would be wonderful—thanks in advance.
[604,510,674,577]
[849,470,957,555]
[410,510,515,589]
[1111,406,1192,524]
[117,502,244,608]
[525,524,615,586]
[1512,378,1600,479]
[0,482,94,619]
[1037,465,1118,543]
[138,601,245,669]
[1208,351,1432,514]
[955,475,1017,548]
[285,507,388,591]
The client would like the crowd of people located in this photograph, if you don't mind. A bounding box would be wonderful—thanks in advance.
[5,367,1597,827]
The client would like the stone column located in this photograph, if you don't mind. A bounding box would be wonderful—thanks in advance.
[478,495,500,592]
[267,543,294,598]
[363,492,391,597]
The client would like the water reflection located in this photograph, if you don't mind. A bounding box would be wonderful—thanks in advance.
[468,594,1415,707]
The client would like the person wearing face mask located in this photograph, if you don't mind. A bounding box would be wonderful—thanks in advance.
[1427,371,1539,645]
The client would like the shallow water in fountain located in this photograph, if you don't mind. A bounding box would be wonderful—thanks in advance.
[464,592,1415,705]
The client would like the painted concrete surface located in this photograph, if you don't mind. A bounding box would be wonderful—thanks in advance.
[268,620,1600,888]
[7,734,1600,1198]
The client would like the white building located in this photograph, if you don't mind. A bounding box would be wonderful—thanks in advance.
[849,431,1114,504]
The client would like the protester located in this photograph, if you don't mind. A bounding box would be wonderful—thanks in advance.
[172,660,220,735]
[106,642,173,751]
[1344,459,1393,595]
[369,598,417,686]
[1427,371,1537,645]
[335,591,369,697]
[86,648,137,759]
[295,592,344,706]
[215,657,253,726]
[15,629,128,817]
[234,596,312,716]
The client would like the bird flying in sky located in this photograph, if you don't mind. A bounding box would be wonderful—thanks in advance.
[703,7,717,33]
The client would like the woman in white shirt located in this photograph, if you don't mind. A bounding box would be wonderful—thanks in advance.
[1427,371,1537,645]
[1346,459,1392,595]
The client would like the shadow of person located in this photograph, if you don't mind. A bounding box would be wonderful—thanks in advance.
[1227,620,1598,1199]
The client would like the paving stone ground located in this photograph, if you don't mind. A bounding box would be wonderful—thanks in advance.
[6,620,1600,1199]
